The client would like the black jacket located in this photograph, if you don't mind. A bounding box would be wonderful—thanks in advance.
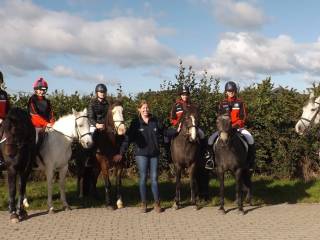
[121,115,175,157]
[88,98,109,126]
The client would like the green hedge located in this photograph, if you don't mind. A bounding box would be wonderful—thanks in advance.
[8,62,320,179]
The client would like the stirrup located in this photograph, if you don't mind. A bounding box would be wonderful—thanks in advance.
[205,159,214,170]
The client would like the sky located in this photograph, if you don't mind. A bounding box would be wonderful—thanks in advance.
[1,0,320,95]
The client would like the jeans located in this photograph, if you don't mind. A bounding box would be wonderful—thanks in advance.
[135,155,159,202]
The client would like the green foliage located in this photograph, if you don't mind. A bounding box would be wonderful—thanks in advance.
[7,62,320,179]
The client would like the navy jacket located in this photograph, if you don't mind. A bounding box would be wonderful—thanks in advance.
[121,115,175,157]
[88,98,109,126]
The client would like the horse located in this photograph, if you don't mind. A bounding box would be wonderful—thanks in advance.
[295,91,320,135]
[171,107,200,210]
[214,114,252,215]
[90,102,126,209]
[36,108,93,213]
[0,108,36,223]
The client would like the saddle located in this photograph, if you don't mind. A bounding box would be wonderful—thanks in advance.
[214,130,249,153]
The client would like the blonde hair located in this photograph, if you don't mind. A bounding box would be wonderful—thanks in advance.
[137,100,150,115]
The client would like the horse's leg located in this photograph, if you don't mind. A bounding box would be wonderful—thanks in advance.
[173,166,182,210]
[189,162,198,210]
[7,167,19,223]
[46,168,55,213]
[217,170,226,214]
[17,173,28,221]
[243,169,252,206]
[115,166,123,209]
[98,155,113,209]
[235,168,244,214]
[59,165,71,210]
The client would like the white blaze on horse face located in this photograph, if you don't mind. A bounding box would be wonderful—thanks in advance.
[295,95,320,135]
[112,106,126,135]
[189,115,197,141]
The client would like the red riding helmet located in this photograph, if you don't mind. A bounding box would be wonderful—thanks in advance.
[33,77,48,91]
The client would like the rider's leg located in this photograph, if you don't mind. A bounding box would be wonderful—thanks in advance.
[239,129,255,170]
[205,131,219,170]
[0,122,5,170]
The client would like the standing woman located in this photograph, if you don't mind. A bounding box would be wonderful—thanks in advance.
[121,100,171,213]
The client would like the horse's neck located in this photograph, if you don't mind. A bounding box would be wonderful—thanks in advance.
[52,115,76,139]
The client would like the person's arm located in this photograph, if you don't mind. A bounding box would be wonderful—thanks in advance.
[232,100,247,128]
[28,97,51,127]
[87,100,97,126]
[119,118,136,154]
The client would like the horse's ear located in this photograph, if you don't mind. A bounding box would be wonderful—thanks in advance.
[72,108,76,115]
[82,108,87,115]
[310,91,315,100]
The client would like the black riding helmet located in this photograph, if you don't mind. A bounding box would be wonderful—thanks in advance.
[225,81,237,93]
[178,85,190,95]
[95,83,107,93]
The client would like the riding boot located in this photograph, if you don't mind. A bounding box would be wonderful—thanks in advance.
[247,144,256,171]
[153,201,163,213]
[140,202,147,213]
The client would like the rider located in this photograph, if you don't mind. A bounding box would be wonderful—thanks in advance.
[28,77,55,148]
[86,83,109,166]
[0,71,10,170]
[206,81,255,170]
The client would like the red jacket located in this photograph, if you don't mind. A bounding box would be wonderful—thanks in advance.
[218,96,247,128]
[0,89,10,119]
[28,95,55,128]
[170,99,192,126]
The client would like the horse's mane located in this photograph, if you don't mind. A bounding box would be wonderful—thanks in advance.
[2,107,35,143]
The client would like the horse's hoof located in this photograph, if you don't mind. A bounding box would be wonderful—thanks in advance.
[10,213,19,223]
[18,210,28,221]
[116,199,124,209]
[237,209,245,215]
[48,207,55,214]
[218,208,226,215]
[172,203,179,210]
[63,206,72,211]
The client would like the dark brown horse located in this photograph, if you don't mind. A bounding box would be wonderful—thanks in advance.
[214,114,252,215]
[171,107,200,210]
[0,108,36,223]
[92,102,126,208]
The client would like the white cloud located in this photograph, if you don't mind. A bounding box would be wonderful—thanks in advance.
[0,0,176,76]
[201,32,320,83]
[51,65,119,85]
[210,0,267,30]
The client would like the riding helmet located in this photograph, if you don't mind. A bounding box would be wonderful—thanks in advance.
[224,81,237,93]
[0,71,3,84]
[33,77,48,90]
[95,83,107,93]
[178,85,190,95]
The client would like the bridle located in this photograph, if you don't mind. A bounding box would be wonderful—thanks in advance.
[51,115,91,142]
[298,100,320,131]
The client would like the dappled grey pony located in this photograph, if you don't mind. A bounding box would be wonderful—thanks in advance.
[171,107,200,210]
[214,114,252,215]
[295,91,320,135]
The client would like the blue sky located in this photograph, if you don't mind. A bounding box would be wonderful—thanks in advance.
[1,0,320,95]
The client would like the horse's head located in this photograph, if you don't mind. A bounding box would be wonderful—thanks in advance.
[180,108,198,143]
[106,102,126,135]
[295,91,320,135]
[73,108,93,148]
[216,114,232,143]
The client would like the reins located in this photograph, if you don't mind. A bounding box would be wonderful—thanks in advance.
[299,101,320,132]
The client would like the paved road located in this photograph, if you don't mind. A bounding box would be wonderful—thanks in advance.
[0,203,319,240]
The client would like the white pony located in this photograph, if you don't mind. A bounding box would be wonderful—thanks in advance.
[295,91,320,135]
[36,108,93,213]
